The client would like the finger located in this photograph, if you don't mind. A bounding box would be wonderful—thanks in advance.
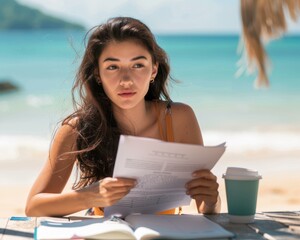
[100,183,135,197]
[186,179,219,190]
[102,177,137,187]
[114,178,137,187]
[100,185,133,199]
[190,193,218,205]
[108,185,135,195]
[192,170,217,180]
[101,191,132,207]
[187,186,218,197]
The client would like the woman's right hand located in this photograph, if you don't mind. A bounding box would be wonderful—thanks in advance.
[81,177,137,208]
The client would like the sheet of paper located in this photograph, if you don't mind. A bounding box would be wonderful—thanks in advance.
[105,135,226,217]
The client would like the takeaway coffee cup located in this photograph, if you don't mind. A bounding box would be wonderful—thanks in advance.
[223,167,262,223]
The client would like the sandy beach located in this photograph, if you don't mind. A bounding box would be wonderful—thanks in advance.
[1,145,299,217]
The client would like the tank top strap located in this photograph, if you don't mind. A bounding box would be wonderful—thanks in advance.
[154,100,174,142]
[165,101,174,142]
[158,101,182,215]
[153,100,164,140]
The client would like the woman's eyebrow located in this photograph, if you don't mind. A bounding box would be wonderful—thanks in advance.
[103,55,148,63]
[103,57,119,62]
[131,56,147,61]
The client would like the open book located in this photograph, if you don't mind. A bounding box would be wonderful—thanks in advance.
[105,135,226,217]
[36,214,234,240]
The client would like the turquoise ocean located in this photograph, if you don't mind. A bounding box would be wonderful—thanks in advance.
[0,30,300,162]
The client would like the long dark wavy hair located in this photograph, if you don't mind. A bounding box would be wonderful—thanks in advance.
[65,17,172,189]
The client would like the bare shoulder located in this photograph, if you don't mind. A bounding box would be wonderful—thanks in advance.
[27,118,79,199]
[155,100,193,113]
[170,102,198,125]
[170,102,203,145]
[50,117,79,162]
[54,117,78,142]
[170,102,195,115]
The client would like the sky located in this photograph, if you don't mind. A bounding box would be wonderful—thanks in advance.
[17,0,300,34]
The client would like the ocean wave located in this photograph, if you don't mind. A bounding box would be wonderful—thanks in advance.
[0,135,50,162]
[26,95,54,108]
[0,94,55,113]
[203,131,300,153]
[0,101,9,112]
[0,131,299,162]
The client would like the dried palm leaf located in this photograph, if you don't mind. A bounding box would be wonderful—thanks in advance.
[239,0,300,88]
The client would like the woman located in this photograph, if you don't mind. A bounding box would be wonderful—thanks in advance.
[25,17,220,217]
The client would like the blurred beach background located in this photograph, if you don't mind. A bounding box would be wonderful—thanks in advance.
[0,0,299,217]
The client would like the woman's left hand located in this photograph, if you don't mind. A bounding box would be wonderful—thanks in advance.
[185,169,219,213]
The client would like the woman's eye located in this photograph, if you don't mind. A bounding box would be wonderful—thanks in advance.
[107,65,118,70]
[133,63,144,68]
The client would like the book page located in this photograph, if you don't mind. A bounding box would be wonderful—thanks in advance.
[36,218,136,240]
[125,214,234,240]
[105,135,226,217]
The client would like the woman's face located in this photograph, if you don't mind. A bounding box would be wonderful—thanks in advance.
[98,40,158,110]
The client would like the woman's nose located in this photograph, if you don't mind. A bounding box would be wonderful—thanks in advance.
[120,69,133,87]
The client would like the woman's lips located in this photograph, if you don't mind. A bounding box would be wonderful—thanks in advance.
[118,92,136,97]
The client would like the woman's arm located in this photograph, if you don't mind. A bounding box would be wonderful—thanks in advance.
[25,122,136,217]
[25,122,83,216]
[171,103,221,214]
